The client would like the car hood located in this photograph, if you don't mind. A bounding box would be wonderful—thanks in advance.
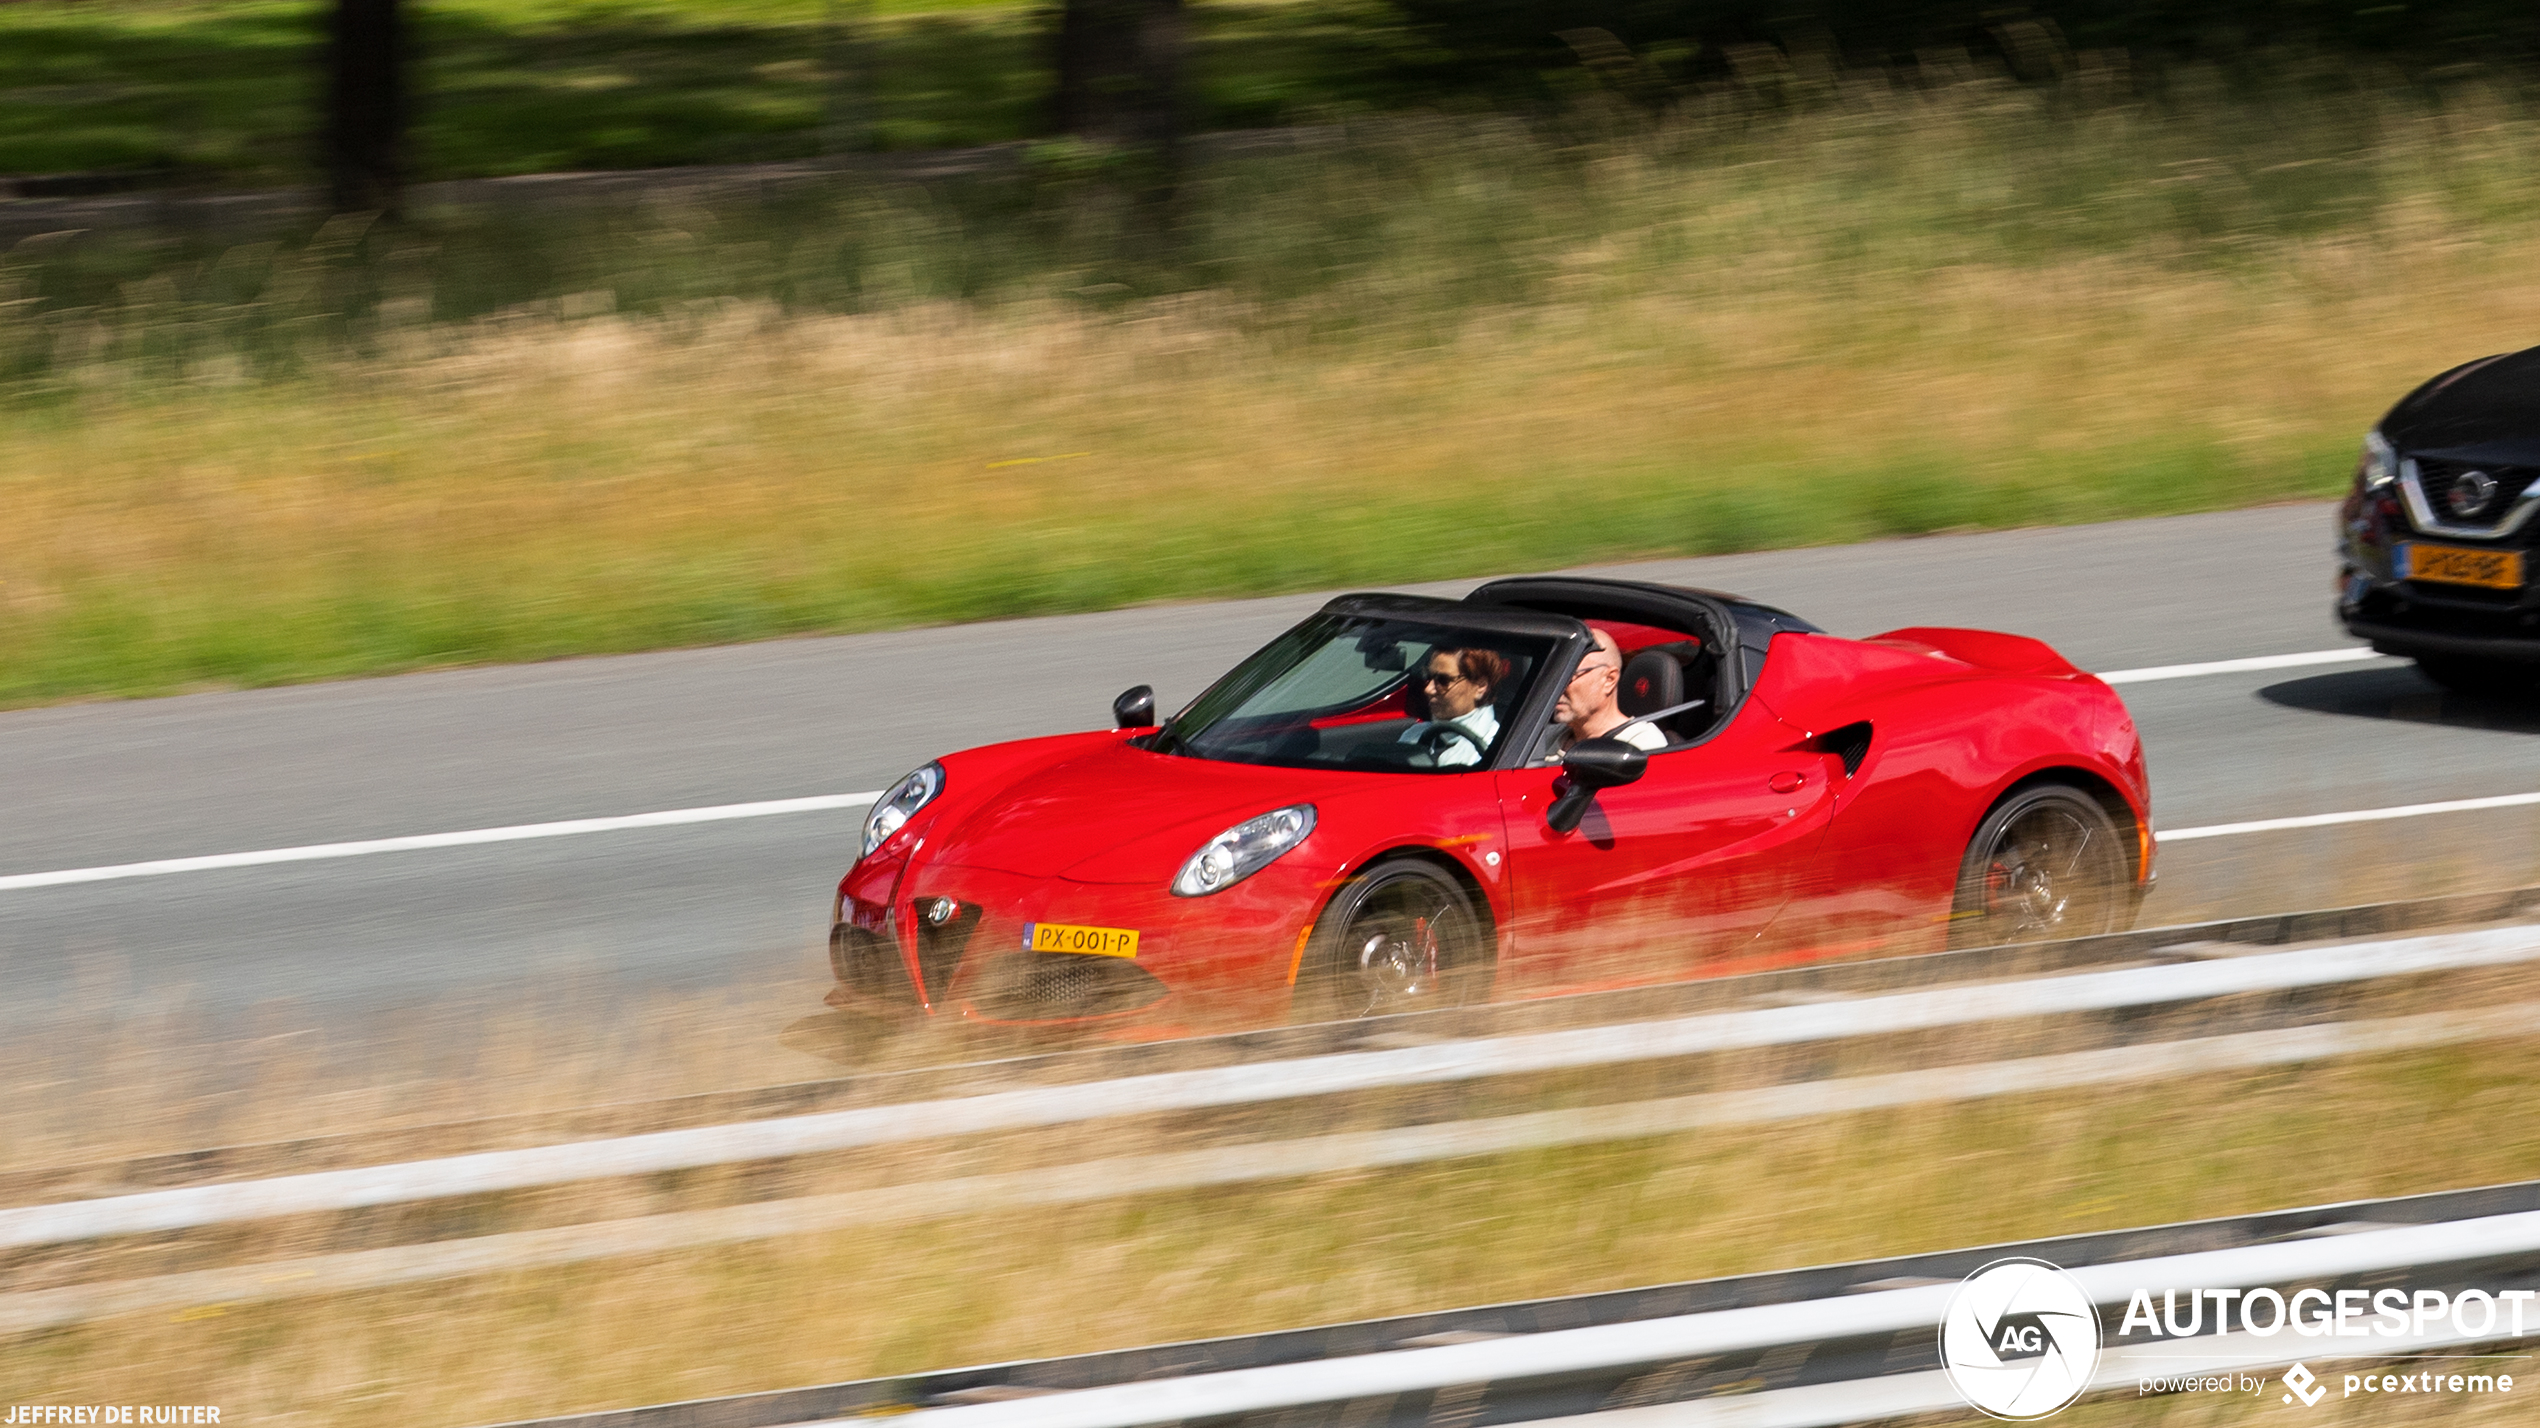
[2382,347,2540,464]
[928,739,1350,884]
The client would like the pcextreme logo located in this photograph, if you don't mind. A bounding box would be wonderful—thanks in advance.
[2268,1359,2519,1408]
[2283,1363,2327,1407]
[1940,1258,2102,1420]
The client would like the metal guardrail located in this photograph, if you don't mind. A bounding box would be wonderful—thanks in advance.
[484,1181,2540,1428]
[11,923,2540,1249]
[7,1000,2529,1337]
[14,879,2540,1210]
[7,893,2540,1349]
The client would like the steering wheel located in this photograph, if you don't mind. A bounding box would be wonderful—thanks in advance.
[1411,721,1490,764]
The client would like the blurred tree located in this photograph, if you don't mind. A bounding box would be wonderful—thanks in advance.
[1051,0,1186,257]
[326,0,406,215]
[1052,0,1186,148]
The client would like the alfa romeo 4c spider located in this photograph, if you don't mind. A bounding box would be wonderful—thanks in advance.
[829,577,2153,1031]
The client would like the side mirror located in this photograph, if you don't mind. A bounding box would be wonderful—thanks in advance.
[1113,684,1156,729]
[1545,736,1647,834]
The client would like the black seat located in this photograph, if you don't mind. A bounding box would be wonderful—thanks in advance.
[1618,644,1722,744]
[1618,650,1683,718]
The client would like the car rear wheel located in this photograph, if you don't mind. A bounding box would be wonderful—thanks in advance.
[1293,860,1490,1022]
[2416,655,2538,698]
[1949,785,2130,950]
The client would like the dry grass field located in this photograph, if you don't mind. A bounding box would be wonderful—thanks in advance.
[6,77,2539,706]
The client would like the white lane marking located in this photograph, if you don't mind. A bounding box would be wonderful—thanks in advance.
[2096,647,2383,684]
[0,647,2461,893]
[25,768,2497,891]
[2106,645,2534,843]
[0,793,882,892]
[2162,790,2540,843]
[5,925,2535,1247]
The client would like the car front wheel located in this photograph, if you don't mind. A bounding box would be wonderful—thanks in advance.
[1292,860,1491,1023]
[1949,785,2130,950]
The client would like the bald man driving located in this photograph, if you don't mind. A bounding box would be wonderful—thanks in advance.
[1545,628,1667,761]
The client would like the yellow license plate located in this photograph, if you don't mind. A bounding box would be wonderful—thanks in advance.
[1024,922,1140,958]
[2401,542,2523,590]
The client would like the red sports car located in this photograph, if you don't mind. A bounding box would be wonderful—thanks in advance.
[828,578,2153,1032]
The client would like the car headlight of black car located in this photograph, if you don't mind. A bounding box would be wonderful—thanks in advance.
[2358,430,2397,492]
[1171,804,1315,897]
[861,762,944,859]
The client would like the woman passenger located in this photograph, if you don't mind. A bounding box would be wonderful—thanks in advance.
[1410,647,1509,767]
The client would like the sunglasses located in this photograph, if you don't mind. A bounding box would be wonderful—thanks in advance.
[1420,669,1469,688]
[1567,660,1619,684]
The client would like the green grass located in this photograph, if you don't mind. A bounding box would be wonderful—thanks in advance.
[0,1,317,177]
[0,432,2350,708]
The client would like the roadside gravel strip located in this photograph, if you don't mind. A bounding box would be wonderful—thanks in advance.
[9,923,2540,1250]
[6,1001,2530,1335]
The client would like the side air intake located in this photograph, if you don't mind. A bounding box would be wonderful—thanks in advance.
[1817,721,1873,777]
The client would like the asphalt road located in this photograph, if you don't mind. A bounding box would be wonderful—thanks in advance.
[8,500,2540,1033]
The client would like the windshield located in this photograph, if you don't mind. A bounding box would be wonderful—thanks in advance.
[1155,613,1554,772]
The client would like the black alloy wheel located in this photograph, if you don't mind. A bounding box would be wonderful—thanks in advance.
[1293,860,1490,1022]
[2415,656,2539,698]
[1949,785,2130,950]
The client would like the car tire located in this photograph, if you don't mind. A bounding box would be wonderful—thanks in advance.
[1292,860,1492,1023]
[2416,655,2537,698]
[1949,785,2131,950]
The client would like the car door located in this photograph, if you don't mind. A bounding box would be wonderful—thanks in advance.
[1490,695,1844,995]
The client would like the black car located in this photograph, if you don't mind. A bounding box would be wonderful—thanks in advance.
[2339,346,2540,692]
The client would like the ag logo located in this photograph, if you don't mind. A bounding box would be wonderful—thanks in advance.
[1940,1257,2101,1420]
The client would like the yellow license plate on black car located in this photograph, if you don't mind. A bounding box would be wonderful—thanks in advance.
[2400,543,2523,590]
[1025,922,1140,958]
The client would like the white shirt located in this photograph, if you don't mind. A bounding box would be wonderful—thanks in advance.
[1404,704,1500,768]
[1544,717,1667,762]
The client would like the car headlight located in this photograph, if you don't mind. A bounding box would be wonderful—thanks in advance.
[860,762,944,859]
[2359,431,2397,491]
[1171,804,1316,897]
